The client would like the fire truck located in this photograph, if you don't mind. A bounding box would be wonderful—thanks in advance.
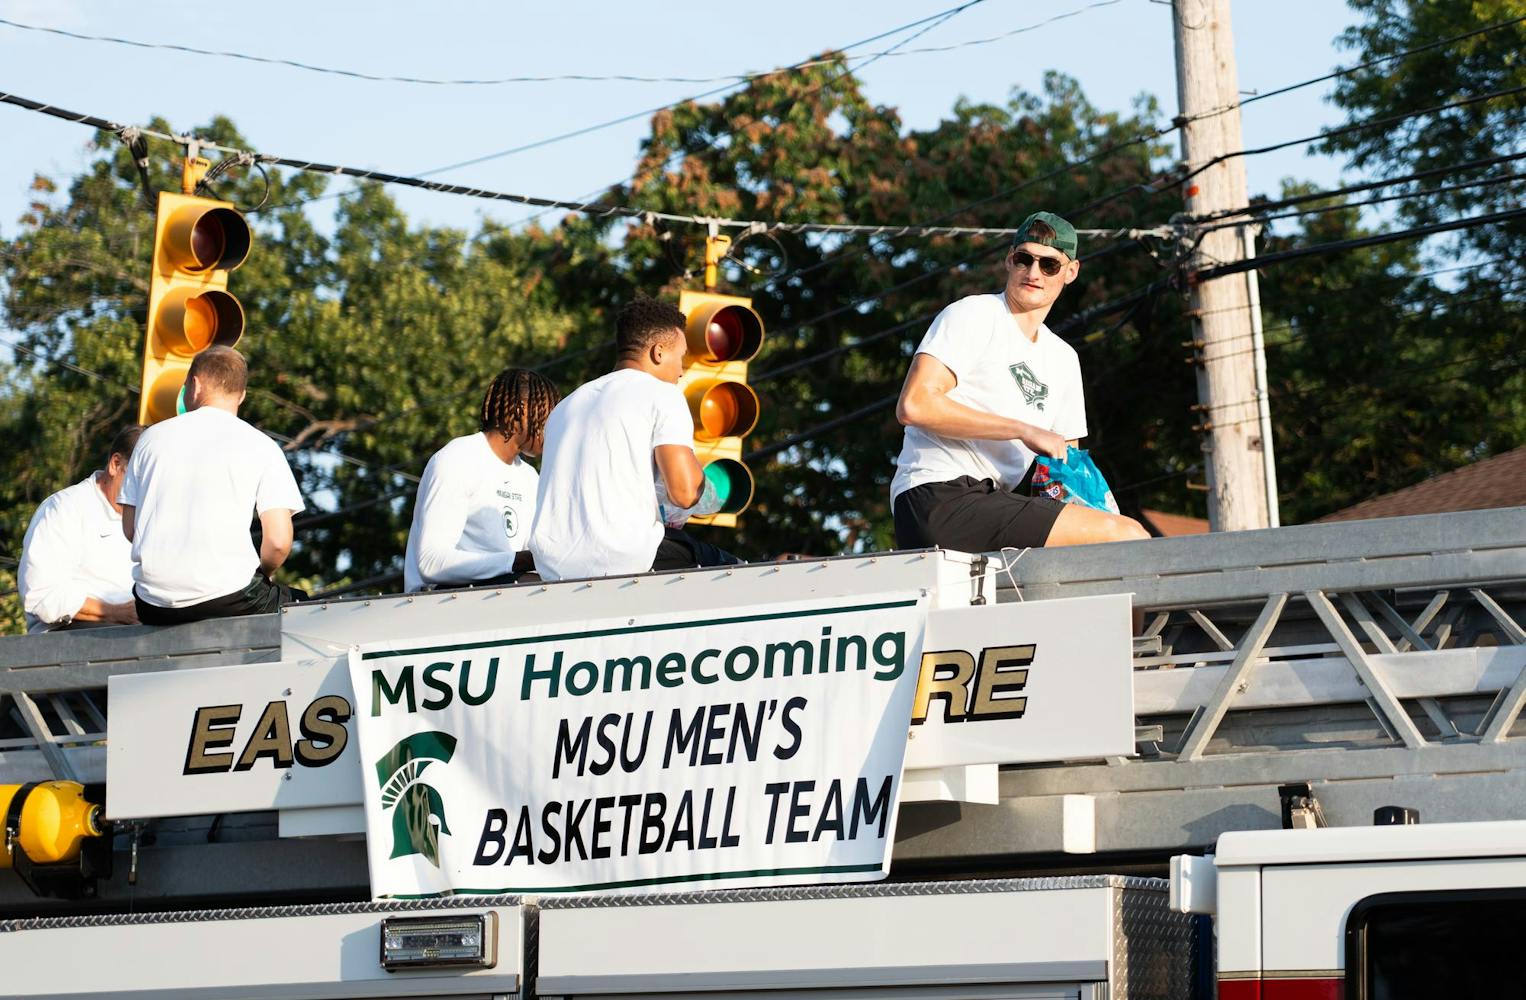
[0,507,1522,998]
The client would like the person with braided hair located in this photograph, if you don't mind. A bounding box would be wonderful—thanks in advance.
[403,368,560,592]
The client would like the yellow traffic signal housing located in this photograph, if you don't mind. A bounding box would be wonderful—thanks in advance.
[677,289,763,528]
[138,191,251,424]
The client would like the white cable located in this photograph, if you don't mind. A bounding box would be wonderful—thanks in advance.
[990,546,1031,601]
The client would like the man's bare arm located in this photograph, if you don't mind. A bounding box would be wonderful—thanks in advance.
[654,444,705,509]
[895,354,1066,458]
[121,504,136,542]
[257,508,295,579]
[70,596,139,625]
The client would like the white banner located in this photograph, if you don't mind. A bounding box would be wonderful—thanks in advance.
[348,593,926,898]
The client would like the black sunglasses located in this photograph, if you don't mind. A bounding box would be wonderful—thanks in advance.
[1010,249,1066,277]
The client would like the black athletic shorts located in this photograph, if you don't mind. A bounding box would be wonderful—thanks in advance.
[893,476,1066,552]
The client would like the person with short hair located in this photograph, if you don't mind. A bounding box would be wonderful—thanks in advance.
[892,211,1148,552]
[17,425,144,632]
[403,368,560,592]
[119,346,307,624]
[530,296,741,581]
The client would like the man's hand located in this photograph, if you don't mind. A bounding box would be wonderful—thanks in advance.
[106,600,139,626]
[1019,425,1068,460]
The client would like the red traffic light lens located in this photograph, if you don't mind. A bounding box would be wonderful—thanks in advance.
[706,311,744,361]
[689,302,762,363]
[184,207,251,273]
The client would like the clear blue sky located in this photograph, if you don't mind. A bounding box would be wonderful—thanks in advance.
[0,0,1360,242]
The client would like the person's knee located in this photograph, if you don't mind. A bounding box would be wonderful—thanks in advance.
[1112,515,1150,543]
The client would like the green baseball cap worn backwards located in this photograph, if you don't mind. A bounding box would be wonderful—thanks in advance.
[1012,211,1078,260]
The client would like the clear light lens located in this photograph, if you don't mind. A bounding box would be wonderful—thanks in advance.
[379,914,495,970]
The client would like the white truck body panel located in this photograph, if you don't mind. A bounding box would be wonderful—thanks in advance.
[0,901,524,1000]
[536,877,1193,999]
[1260,857,1526,974]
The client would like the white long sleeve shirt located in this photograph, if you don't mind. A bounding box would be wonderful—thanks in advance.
[17,473,135,633]
[403,433,539,592]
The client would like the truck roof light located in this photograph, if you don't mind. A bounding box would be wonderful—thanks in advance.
[379,912,497,971]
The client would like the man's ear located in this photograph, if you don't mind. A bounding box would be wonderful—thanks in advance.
[1063,259,1082,286]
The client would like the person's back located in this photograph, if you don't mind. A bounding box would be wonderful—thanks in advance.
[530,296,741,582]
[126,407,292,606]
[530,369,678,581]
[119,346,305,624]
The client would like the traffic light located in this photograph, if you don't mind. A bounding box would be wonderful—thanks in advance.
[139,190,250,424]
[676,289,763,528]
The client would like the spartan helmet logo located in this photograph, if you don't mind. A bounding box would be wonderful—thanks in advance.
[1008,362,1049,411]
[375,731,457,867]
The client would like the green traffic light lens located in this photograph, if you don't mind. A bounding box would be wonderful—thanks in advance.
[701,459,753,515]
[703,462,733,506]
[176,384,187,415]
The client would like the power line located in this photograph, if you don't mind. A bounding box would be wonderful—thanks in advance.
[0,330,420,484]
[1189,149,1526,224]
[1194,206,1526,282]
[285,0,993,202]
[0,86,1155,240]
[515,13,1526,234]
[1198,171,1526,235]
[1188,255,1517,325]
[0,3,1128,88]
[3,45,1518,242]
[1206,354,1526,434]
[1174,83,1526,194]
[1201,281,1526,367]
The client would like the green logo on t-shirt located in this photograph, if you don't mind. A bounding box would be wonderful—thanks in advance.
[1009,362,1049,410]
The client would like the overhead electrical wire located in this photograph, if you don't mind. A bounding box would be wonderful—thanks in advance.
[1195,206,1526,282]
[0,3,1126,88]
[3,38,1521,241]
[514,13,1526,234]
[0,330,420,484]
[1205,353,1526,435]
[294,0,994,192]
[1196,172,1526,235]
[1188,149,1526,224]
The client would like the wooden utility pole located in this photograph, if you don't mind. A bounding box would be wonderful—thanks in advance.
[1173,0,1274,531]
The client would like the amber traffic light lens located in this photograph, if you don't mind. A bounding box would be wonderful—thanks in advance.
[165,289,244,353]
[696,382,759,440]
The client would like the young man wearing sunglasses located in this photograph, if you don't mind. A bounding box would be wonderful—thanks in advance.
[891,211,1149,553]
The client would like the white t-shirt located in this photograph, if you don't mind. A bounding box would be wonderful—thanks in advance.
[891,293,1088,502]
[403,433,538,592]
[119,406,305,608]
[530,369,694,581]
[17,473,135,632]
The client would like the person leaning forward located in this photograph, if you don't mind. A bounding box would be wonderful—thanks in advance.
[403,368,560,592]
[119,346,307,625]
[891,211,1148,552]
[17,424,144,632]
[529,296,742,581]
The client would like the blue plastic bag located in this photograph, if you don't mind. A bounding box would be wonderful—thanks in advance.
[1032,446,1120,514]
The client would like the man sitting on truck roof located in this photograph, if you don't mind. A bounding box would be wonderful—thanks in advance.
[17,424,144,632]
[119,346,307,625]
[891,211,1148,553]
[529,296,741,581]
[403,368,560,591]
